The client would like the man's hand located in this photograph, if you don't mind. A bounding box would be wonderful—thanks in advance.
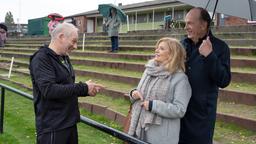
[199,36,213,57]
[131,90,144,101]
[86,80,105,96]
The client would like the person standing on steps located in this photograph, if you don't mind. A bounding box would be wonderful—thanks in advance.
[105,7,121,53]
[164,13,172,30]
[179,7,231,144]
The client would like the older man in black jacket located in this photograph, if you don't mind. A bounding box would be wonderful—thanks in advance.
[179,8,231,144]
[29,22,103,144]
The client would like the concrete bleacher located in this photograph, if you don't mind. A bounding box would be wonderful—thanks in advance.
[0,25,256,143]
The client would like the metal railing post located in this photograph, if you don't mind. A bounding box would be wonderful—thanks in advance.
[0,87,5,134]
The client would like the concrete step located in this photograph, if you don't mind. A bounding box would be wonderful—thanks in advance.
[1,72,256,134]
[1,59,256,106]
[3,44,154,51]
[1,52,256,72]
[217,112,256,132]
[211,25,256,33]
[225,39,256,47]
[2,47,256,58]
[6,36,256,47]
[1,50,256,70]
[78,39,256,47]
[219,89,256,106]
[7,31,256,42]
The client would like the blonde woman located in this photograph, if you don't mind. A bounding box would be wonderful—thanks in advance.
[128,37,192,144]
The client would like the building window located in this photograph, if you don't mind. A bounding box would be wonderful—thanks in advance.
[148,13,152,22]
[129,15,135,24]
[97,18,103,26]
[174,10,184,20]
[154,12,164,22]
[137,14,147,23]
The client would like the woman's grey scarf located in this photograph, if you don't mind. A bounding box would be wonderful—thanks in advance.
[128,60,173,138]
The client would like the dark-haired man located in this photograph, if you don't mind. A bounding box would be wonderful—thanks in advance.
[179,7,231,144]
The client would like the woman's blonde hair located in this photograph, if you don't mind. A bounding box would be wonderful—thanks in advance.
[155,37,186,74]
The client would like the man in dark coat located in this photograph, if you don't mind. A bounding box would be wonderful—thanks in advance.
[179,8,231,144]
[29,22,103,144]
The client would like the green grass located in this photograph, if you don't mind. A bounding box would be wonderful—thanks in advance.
[3,69,256,121]
[74,64,143,78]
[230,46,256,49]
[0,57,29,65]
[0,48,35,51]
[71,56,147,64]
[9,75,32,87]
[1,51,148,64]
[79,94,130,115]
[0,68,136,93]
[3,64,256,96]
[11,68,256,120]
[1,71,256,143]
[0,90,36,143]
[214,121,256,144]
[217,102,256,120]
[0,70,32,87]
[1,80,256,144]
[232,67,256,74]
[2,47,256,62]
[97,21,164,33]
[0,57,29,63]
[225,82,256,94]
[0,81,124,144]
[232,55,256,60]
[0,70,131,115]
[5,43,41,46]
[83,39,157,42]
[79,44,154,48]
[75,49,153,55]
[2,63,256,96]
[76,76,135,92]
[0,69,132,115]
[78,110,123,144]
[0,51,32,57]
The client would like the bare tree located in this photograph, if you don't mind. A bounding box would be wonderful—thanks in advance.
[5,11,15,25]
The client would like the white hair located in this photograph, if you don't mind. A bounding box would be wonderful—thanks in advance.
[51,22,78,40]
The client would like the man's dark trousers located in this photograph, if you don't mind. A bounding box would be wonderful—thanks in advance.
[37,125,78,144]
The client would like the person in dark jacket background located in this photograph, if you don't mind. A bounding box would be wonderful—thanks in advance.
[179,7,231,144]
[29,22,103,144]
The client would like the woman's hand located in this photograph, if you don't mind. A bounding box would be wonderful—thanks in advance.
[131,90,144,101]
[140,101,149,111]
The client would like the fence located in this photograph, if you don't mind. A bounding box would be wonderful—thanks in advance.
[0,83,149,144]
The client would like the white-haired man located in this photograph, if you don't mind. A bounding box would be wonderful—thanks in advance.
[29,22,103,144]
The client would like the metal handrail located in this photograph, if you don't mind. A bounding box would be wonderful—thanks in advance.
[0,83,149,144]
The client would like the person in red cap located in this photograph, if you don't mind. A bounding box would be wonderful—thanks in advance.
[48,16,60,36]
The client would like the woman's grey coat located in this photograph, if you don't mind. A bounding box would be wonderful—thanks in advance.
[107,15,121,37]
[128,60,192,144]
